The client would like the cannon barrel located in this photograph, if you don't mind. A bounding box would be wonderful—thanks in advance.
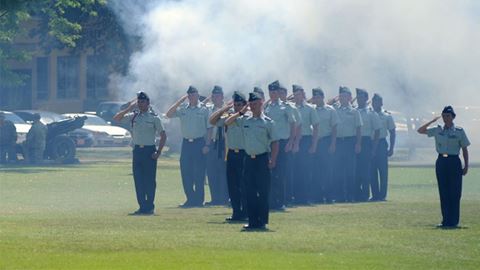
[46,116,87,143]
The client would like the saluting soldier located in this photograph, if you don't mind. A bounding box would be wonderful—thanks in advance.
[114,91,167,215]
[371,93,396,201]
[334,86,363,203]
[417,106,470,228]
[225,91,279,231]
[291,84,319,204]
[311,87,338,204]
[209,91,248,221]
[25,113,47,164]
[265,80,298,210]
[205,85,228,206]
[355,88,381,202]
[166,86,210,207]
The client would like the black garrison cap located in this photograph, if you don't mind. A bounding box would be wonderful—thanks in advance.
[372,93,383,101]
[292,84,304,92]
[248,92,262,102]
[355,88,368,98]
[253,87,265,99]
[187,86,198,94]
[232,91,246,103]
[442,105,456,117]
[212,85,223,94]
[339,86,351,95]
[268,80,280,91]
[137,91,150,100]
[312,87,324,97]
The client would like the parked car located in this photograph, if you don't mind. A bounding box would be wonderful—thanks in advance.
[14,110,94,147]
[63,113,131,146]
[1,111,31,144]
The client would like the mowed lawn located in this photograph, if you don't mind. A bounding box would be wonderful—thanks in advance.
[0,148,479,269]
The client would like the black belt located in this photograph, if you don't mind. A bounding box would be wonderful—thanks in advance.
[183,137,203,143]
[438,154,459,158]
[134,144,155,148]
[228,148,244,153]
[246,152,268,159]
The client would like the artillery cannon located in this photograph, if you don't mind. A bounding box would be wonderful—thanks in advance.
[44,116,87,163]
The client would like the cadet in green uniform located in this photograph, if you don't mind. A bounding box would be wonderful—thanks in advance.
[210,91,248,221]
[225,92,279,230]
[417,106,470,228]
[114,91,167,215]
[355,88,381,202]
[0,112,17,163]
[205,85,228,206]
[166,86,210,207]
[371,93,396,201]
[311,87,338,203]
[265,80,298,210]
[25,113,47,164]
[278,85,302,204]
[334,86,362,202]
[291,84,319,204]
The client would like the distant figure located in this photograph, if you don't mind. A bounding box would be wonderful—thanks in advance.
[114,91,167,215]
[25,113,47,164]
[0,112,17,163]
[370,93,396,201]
[225,92,279,231]
[417,106,470,229]
[166,86,210,207]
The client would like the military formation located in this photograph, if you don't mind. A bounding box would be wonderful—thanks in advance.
[158,81,398,230]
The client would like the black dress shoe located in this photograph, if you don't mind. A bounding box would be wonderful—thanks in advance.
[128,210,143,216]
[226,216,248,222]
[242,224,267,231]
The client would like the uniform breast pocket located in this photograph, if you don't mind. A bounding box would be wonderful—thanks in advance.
[447,135,459,146]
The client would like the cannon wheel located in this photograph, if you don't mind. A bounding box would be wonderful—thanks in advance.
[48,135,76,162]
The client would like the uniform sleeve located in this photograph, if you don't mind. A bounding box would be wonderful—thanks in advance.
[371,111,381,130]
[426,126,439,137]
[154,116,165,133]
[171,106,184,118]
[387,115,396,130]
[286,106,296,124]
[330,109,339,127]
[120,112,134,126]
[268,120,278,142]
[355,110,363,127]
[310,107,320,125]
[459,129,471,148]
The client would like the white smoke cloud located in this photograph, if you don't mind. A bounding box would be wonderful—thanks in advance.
[108,0,480,119]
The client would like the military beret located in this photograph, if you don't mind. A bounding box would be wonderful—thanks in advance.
[268,80,280,91]
[339,86,351,95]
[292,84,304,92]
[355,88,368,98]
[372,93,383,101]
[232,91,246,103]
[212,85,223,94]
[248,92,262,102]
[187,86,198,94]
[312,87,324,97]
[442,105,456,117]
[137,91,150,100]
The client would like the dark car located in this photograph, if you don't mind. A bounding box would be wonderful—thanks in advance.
[14,110,94,147]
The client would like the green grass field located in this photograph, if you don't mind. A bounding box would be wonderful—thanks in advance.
[1,148,479,269]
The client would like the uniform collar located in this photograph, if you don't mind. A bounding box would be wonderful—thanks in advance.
[188,103,201,109]
[443,124,455,131]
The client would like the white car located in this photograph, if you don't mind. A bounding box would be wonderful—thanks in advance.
[1,111,31,144]
[63,113,131,146]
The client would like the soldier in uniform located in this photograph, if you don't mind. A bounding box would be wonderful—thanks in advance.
[209,91,248,221]
[205,85,228,206]
[265,80,298,210]
[334,86,362,202]
[371,93,396,201]
[291,84,319,204]
[311,87,338,204]
[114,91,167,215]
[417,106,470,228]
[0,112,17,164]
[225,92,279,231]
[25,113,47,164]
[355,88,381,202]
[166,86,210,207]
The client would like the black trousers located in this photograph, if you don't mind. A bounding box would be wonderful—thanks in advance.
[333,136,357,202]
[226,149,247,218]
[180,138,206,206]
[371,139,389,200]
[356,136,372,201]
[244,152,270,227]
[132,145,157,212]
[270,139,288,208]
[0,144,16,163]
[312,136,335,203]
[435,155,463,226]
[293,135,314,204]
[207,139,228,204]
